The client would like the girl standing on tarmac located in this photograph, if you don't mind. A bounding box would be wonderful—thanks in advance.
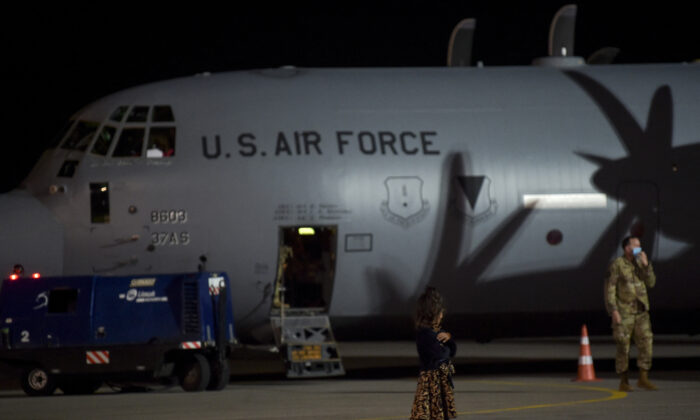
[410,286,457,420]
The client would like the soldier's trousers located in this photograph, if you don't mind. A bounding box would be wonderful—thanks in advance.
[612,311,653,373]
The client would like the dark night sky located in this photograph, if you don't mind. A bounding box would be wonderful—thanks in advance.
[3,2,698,192]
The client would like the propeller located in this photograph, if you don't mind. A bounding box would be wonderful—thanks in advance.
[534,4,620,66]
[447,18,476,67]
[548,4,577,57]
[587,47,620,65]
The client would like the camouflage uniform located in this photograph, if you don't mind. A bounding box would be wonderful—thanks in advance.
[605,256,656,374]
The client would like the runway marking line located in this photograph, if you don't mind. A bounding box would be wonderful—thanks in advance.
[359,380,627,420]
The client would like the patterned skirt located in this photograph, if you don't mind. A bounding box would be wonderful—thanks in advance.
[410,363,457,420]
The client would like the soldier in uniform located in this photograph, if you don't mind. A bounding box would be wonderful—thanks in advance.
[605,236,657,391]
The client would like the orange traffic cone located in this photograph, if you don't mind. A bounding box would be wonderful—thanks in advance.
[573,324,601,382]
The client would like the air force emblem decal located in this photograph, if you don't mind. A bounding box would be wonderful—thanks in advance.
[381,176,430,228]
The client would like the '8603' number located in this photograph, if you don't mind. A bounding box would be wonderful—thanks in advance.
[151,209,188,224]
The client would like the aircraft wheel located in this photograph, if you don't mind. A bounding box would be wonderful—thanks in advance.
[206,358,230,391]
[59,379,102,395]
[178,354,210,392]
[21,366,57,396]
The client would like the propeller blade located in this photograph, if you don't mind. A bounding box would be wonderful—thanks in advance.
[447,18,476,67]
[548,4,577,57]
[587,47,620,65]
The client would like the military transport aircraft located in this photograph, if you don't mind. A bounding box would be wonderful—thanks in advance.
[1,5,698,347]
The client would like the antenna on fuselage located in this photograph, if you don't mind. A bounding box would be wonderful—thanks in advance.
[447,18,476,67]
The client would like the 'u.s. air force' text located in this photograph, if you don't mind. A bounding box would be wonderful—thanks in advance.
[201,130,440,158]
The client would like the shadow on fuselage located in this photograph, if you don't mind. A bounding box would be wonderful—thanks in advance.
[335,71,700,342]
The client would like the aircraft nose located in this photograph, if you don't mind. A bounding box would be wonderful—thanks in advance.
[0,189,63,279]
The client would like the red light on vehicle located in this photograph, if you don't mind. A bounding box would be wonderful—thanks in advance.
[9,274,19,281]
[32,273,41,279]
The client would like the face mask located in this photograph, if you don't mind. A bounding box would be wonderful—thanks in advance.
[633,247,642,256]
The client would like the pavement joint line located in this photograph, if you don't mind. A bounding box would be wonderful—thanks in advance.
[358,379,627,420]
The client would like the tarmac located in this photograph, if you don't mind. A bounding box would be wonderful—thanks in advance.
[1,335,699,419]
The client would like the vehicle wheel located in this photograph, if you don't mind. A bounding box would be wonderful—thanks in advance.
[59,379,103,395]
[206,358,230,391]
[21,366,57,396]
[178,354,210,392]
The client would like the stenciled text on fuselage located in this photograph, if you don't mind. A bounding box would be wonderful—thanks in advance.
[201,130,441,159]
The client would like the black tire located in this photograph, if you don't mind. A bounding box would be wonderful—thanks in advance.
[206,358,230,391]
[178,354,210,392]
[21,366,57,396]
[59,379,103,395]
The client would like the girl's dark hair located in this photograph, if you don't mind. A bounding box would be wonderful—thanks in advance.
[415,286,446,330]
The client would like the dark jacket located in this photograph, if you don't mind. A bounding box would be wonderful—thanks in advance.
[416,327,457,371]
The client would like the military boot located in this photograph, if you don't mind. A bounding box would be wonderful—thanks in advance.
[618,371,633,392]
[637,369,658,390]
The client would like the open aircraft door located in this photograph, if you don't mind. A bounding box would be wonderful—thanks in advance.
[270,225,344,378]
[272,225,337,311]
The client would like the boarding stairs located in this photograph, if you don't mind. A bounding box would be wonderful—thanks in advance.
[270,308,345,378]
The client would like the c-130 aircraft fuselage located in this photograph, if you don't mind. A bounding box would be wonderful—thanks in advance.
[2,64,699,341]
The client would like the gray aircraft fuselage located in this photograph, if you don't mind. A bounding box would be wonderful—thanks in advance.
[2,63,699,341]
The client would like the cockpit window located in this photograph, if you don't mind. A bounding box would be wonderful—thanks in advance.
[61,121,99,151]
[101,105,176,159]
[127,106,149,122]
[112,128,145,157]
[110,106,128,122]
[91,126,117,156]
[51,120,76,148]
[152,106,175,122]
[146,127,176,158]
[57,160,79,177]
